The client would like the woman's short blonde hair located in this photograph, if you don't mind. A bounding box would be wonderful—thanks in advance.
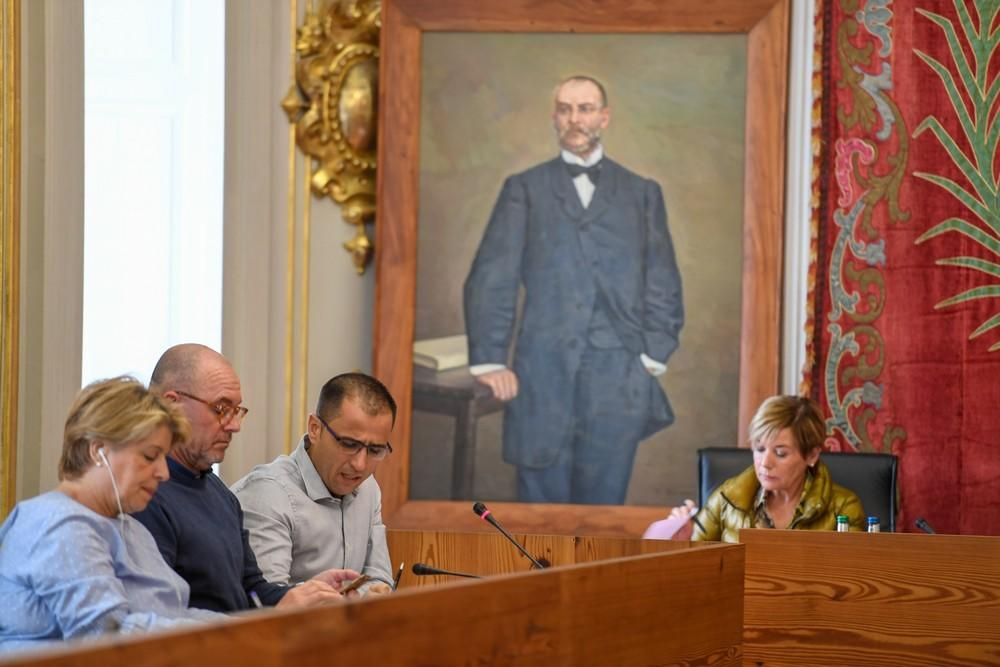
[747,395,826,456]
[58,376,190,480]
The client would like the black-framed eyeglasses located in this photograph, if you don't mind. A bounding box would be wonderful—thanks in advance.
[316,415,393,460]
[175,390,249,426]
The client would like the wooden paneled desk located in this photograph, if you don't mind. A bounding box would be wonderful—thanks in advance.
[411,365,504,499]
[741,529,1000,666]
[13,529,994,666]
[1,532,745,667]
[386,528,693,587]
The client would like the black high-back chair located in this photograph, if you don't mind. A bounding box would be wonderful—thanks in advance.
[696,447,899,532]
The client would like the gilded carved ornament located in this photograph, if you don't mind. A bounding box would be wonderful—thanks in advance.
[282,0,380,274]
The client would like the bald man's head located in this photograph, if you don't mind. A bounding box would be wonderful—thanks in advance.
[151,344,244,472]
[151,343,225,394]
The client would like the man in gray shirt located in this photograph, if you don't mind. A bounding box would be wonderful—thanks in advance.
[232,373,395,596]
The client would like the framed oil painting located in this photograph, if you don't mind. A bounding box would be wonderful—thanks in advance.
[374,0,788,536]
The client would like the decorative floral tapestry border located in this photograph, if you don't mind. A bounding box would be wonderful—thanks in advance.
[804,0,1000,535]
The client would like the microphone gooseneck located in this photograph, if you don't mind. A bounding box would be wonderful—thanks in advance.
[915,517,937,535]
[472,502,547,569]
[411,563,481,579]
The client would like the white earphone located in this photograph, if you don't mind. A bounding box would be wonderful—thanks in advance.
[95,445,126,531]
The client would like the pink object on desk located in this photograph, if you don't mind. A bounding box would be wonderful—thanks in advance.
[643,513,694,540]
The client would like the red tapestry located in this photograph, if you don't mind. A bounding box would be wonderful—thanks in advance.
[805,0,1000,535]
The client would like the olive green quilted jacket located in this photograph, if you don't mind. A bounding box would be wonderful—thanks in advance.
[692,460,866,543]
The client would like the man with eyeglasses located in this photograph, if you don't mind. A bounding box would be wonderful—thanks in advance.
[133,344,359,612]
[231,373,396,596]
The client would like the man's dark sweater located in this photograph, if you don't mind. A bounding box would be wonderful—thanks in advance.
[133,457,288,612]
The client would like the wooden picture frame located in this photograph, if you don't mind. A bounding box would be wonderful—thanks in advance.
[1,0,21,519]
[374,0,788,536]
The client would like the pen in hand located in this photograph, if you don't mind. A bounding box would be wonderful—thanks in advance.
[676,500,706,535]
[392,562,405,591]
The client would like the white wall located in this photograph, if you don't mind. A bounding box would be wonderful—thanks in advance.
[220,0,374,480]
[782,0,814,394]
[18,0,85,498]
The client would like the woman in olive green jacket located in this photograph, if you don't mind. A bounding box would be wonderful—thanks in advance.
[672,395,865,543]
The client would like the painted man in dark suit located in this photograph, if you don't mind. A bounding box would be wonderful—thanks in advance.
[463,75,684,505]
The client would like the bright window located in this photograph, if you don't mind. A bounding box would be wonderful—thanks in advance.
[83,0,225,384]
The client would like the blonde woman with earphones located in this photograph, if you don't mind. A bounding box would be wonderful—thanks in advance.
[0,377,225,652]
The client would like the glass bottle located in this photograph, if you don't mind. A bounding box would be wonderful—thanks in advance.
[836,514,849,532]
[867,516,880,533]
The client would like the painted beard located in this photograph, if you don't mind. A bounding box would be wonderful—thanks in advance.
[558,125,601,155]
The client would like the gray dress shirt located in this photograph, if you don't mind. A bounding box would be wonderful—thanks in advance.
[231,438,393,593]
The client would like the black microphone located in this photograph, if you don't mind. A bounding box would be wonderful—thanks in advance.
[915,517,937,534]
[411,563,481,579]
[473,502,547,569]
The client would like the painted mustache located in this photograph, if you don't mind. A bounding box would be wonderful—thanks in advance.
[561,126,599,139]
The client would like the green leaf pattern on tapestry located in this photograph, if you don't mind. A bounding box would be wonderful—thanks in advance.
[914,0,1000,351]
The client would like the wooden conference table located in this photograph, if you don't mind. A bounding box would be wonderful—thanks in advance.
[4,528,998,666]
